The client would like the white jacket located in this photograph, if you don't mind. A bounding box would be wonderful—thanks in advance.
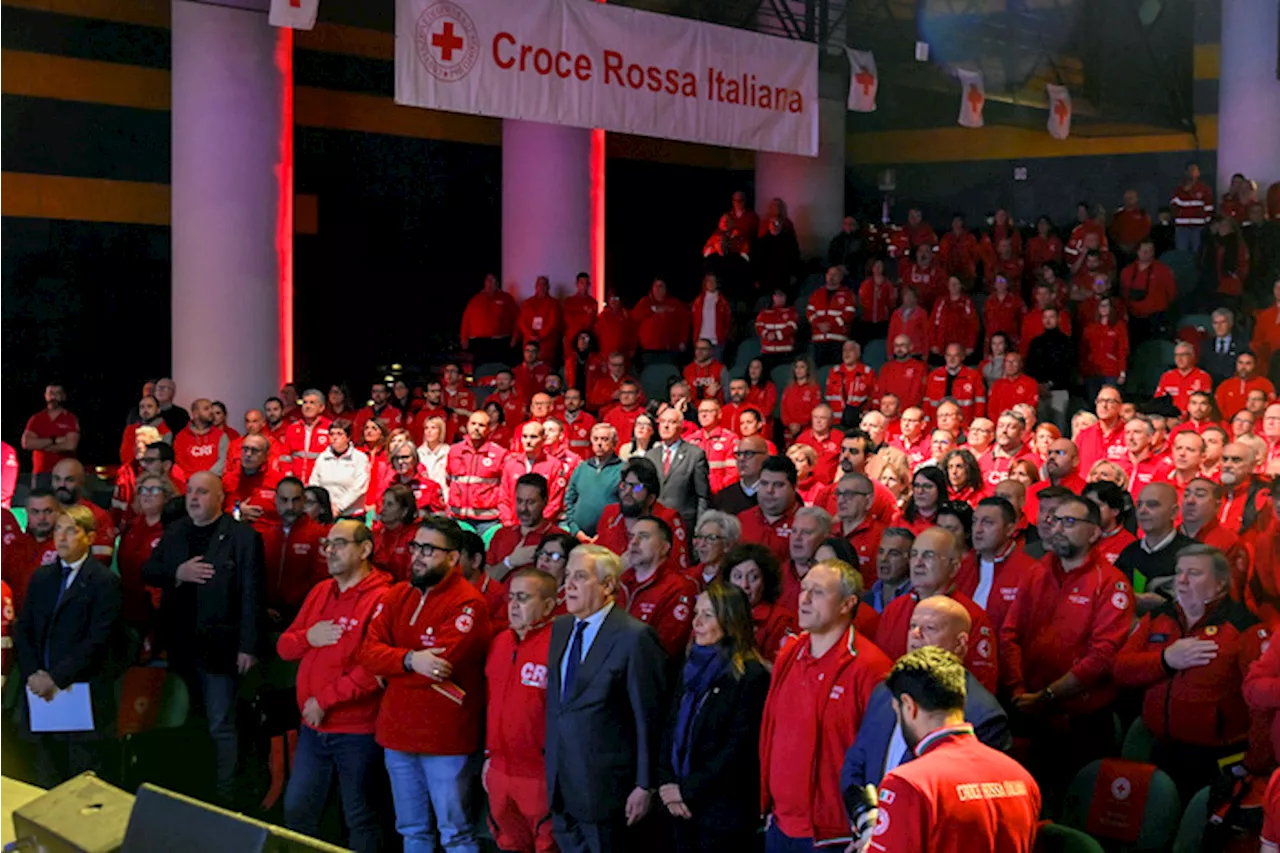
[418,442,449,494]
[308,445,370,517]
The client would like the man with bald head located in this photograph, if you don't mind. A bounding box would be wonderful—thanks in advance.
[1026,437,1085,525]
[226,408,286,476]
[1219,441,1275,535]
[144,469,265,806]
[222,434,284,535]
[50,458,116,561]
[711,435,767,515]
[841,595,1011,800]
[1116,482,1195,614]
[875,527,998,694]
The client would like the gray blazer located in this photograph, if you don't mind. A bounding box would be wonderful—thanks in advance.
[645,441,711,531]
[545,605,667,824]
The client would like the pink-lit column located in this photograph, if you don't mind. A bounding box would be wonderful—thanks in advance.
[171,0,290,421]
[501,120,594,301]
[1217,0,1280,200]
[755,93,846,258]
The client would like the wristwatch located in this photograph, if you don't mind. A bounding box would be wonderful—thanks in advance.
[1043,685,1057,703]
[403,650,415,673]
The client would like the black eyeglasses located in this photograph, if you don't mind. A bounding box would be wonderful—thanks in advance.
[408,542,456,557]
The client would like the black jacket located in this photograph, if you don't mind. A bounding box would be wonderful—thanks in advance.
[142,514,265,674]
[657,657,770,829]
[545,605,667,824]
[1025,328,1074,390]
[14,556,123,739]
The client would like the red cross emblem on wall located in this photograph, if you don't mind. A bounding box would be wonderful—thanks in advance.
[854,68,875,96]
[1053,98,1070,126]
[966,85,984,112]
[415,1,480,82]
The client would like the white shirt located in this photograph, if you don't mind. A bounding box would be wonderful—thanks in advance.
[972,557,996,610]
[559,601,615,697]
[418,443,449,493]
[699,291,720,344]
[885,721,910,777]
[308,445,370,517]
[61,552,90,590]
[1140,528,1178,554]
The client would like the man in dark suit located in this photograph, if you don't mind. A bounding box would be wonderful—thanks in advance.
[1202,307,1244,384]
[710,435,767,515]
[143,470,265,806]
[840,595,1010,806]
[546,544,667,853]
[15,504,123,787]
[646,405,710,533]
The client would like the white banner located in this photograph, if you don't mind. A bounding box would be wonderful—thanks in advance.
[395,0,819,156]
[957,68,985,128]
[845,48,877,113]
[1046,83,1071,140]
[269,0,319,30]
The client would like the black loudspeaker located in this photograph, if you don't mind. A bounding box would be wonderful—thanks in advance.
[10,772,134,853]
[122,783,350,853]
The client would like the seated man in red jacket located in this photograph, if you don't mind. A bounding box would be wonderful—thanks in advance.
[277,519,392,853]
[484,568,558,853]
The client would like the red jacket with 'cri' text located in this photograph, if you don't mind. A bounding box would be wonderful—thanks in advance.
[359,570,492,755]
[486,621,554,778]
[276,569,393,734]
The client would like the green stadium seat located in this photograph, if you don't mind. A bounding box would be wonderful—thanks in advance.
[1034,822,1105,853]
[456,520,477,534]
[1061,760,1180,851]
[1160,250,1200,300]
[475,362,510,381]
[1126,339,1177,397]
[482,524,500,548]
[640,363,682,403]
[815,365,832,397]
[732,338,762,377]
[1121,717,1156,763]
[472,384,493,408]
[863,338,887,371]
[1171,785,1211,853]
[11,508,26,531]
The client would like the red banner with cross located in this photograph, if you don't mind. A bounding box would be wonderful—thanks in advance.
[1085,758,1156,843]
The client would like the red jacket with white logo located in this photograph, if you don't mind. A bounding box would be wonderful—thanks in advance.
[260,514,329,613]
[759,627,892,845]
[806,287,857,343]
[517,294,564,363]
[1154,368,1213,415]
[497,452,567,527]
[561,294,598,352]
[277,569,392,734]
[286,417,333,481]
[460,289,517,344]
[372,522,415,582]
[876,587,998,695]
[596,502,689,569]
[903,261,947,310]
[780,382,823,434]
[983,292,1027,349]
[683,361,729,401]
[359,570,492,755]
[1077,420,1129,472]
[755,306,799,355]
[690,290,732,346]
[795,428,843,485]
[999,552,1134,713]
[485,620,554,777]
[173,425,229,476]
[221,467,282,534]
[562,410,597,459]
[1170,180,1214,227]
[955,541,1040,630]
[939,231,978,282]
[874,726,1041,853]
[738,503,800,567]
[634,295,689,352]
[687,427,738,493]
[888,305,931,356]
[620,560,697,658]
[447,439,507,523]
[825,362,877,419]
[857,277,897,323]
[877,358,927,410]
[987,374,1040,418]
[923,366,986,425]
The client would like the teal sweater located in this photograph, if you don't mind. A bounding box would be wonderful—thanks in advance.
[563,455,623,536]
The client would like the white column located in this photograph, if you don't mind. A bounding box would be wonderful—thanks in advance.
[755,95,846,258]
[502,119,593,300]
[171,0,286,422]
[1217,0,1280,198]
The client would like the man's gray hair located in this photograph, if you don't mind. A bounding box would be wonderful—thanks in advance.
[795,505,833,538]
[1175,543,1231,584]
[302,388,325,403]
[574,544,624,585]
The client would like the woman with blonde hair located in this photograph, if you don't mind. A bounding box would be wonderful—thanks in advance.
[871,447,911,508]
[1087,459,1129,489]
[417,416,450,492]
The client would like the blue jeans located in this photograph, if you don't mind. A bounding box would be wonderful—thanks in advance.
[765,822,814,853]
[284,727,382,853]
[187,669,238,805]
[384,750,481,852]
[1176,226,1202,254]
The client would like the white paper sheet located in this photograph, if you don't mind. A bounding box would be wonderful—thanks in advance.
[27,682,95,732]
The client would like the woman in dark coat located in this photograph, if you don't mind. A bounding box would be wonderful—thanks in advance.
[658,581,771,852]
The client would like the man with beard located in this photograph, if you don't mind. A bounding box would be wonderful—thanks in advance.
[264,396,291,445]
[50,459,115,562]
[825,430,897,525]
[1000,495,1133,801]
[852,647,1038,853]
[120,395,171,465]
[259,477,327,625]
[595,458,689,569]
[277,519,390,853]
[360,515,492,853]
[1219,442,1274,534]
[621,516,696,658]
[173,398,230,476]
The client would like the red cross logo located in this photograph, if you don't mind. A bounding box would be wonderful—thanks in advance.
[432,22,464,62]
[1053,98,1070,126]
[855,68,875,96]
[966,85,984,112]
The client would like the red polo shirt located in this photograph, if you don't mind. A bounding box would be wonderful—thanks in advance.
[24,408,80,474]
[737,502,800,566]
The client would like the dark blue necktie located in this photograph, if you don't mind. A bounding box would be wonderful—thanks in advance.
[46,564,72,668]
[562,620,588,699]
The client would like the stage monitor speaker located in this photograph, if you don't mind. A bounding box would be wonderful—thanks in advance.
[122,784,350,853]
[11,772,134,853]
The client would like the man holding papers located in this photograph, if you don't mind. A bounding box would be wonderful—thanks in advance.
[14,504,123,787]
